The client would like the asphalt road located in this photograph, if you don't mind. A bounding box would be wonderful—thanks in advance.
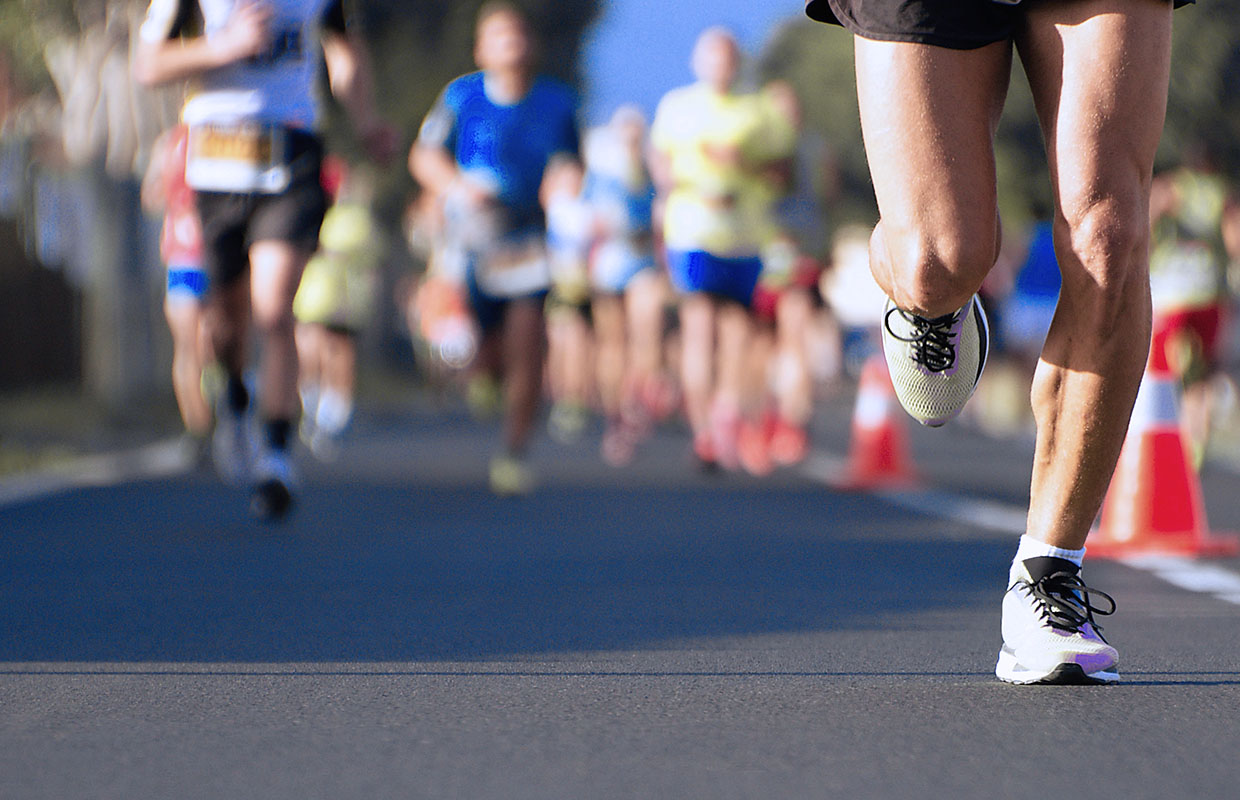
[2,393,1238,799]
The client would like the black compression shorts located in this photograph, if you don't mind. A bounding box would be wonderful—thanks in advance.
[195,129,328,287]
[806,0,1195,51]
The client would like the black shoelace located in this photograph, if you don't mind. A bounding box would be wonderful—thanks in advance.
[883,307,960,373]
[1019,570,1116,639]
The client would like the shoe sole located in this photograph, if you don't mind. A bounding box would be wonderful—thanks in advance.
[995,647,1119,685]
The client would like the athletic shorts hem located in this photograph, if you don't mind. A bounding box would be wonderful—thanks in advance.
[195,129,327,286]
[166,266,210,301]
[808,0,1013,50]
[809,0,1195,51]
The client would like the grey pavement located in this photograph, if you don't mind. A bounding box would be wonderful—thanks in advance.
[2,395,1238,799]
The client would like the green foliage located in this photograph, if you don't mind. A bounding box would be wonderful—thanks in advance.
[0,0,80,90]
[756,19,873,231]
[757,4,1239,236]
[1162,2,1240,173]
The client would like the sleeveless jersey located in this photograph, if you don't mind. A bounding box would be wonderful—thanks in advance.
[139,0,345,129]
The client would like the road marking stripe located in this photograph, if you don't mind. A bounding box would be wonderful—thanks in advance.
[4,441,1238,608]
[804,452,1240,607]
[0,438,192,507]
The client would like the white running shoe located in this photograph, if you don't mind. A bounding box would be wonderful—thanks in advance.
[996,557,1119,685]
[881,295,989,427]
[251,449,296,521]
[212,403,256,486]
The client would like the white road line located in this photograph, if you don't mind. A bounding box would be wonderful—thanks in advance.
[0,438,193,507]
[803,451,1240,607]
[872,488,1028,537]
[1117,555,1240,606]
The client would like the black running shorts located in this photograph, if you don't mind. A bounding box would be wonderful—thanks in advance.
[806,0,1194,50]
[195,129,328,287]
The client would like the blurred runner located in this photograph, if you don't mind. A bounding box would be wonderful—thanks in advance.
[293,157,382,461]
[650,27,782,472]
[1148,153,1240,469]
[740,81,821,475]
[410,2,580,495]
[140,123,214,457]
[993,211,1062,436]
[403,191,483,392]
[542,154,595,445]
[582,105,660,466]
[135,0,396,520]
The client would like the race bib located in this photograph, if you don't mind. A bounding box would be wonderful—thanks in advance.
[185,123,290,194]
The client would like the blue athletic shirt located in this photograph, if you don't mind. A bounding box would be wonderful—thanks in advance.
[418,72,580,227]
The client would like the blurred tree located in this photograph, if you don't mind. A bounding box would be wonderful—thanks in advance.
[1160,2,1240,174]
[0,0,80,94]
[757,4,1237,239]
[755,19,872,232]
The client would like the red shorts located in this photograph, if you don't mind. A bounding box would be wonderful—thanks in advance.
[1149,304,1226,379]
[751,257,823,324]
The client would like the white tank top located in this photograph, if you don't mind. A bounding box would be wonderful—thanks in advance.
[140,0,333,129]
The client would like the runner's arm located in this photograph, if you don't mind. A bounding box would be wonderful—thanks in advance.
[133,0,271,86]
[409,87,473,201]
[322,29,396,162]
[409,142,463,199]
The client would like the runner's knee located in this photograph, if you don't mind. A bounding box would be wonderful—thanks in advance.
[882,230,994,316]
[1056,194,1150,327]
[251,300,296,337]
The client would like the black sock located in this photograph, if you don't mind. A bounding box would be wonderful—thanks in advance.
[226,376,250,414]
[265,419,293,452]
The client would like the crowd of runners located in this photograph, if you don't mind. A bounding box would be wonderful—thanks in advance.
[137,2,865,508]
[130,0,1232,686]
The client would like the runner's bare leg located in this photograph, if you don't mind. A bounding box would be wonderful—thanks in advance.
[501,298,546,456]
[854,38,1012,319]
[249,240,310,423]
[1017,0,1173,549]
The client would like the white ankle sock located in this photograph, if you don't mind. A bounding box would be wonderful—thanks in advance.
[316,389,353,435]
[1013,533,1085,568]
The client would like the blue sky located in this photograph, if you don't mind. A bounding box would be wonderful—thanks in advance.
[579,1,805,125]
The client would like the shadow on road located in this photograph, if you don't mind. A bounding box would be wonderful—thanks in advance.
[0,475,1017,663]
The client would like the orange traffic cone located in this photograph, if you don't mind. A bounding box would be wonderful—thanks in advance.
[1089,368,1239,558]
[828,354,917,490]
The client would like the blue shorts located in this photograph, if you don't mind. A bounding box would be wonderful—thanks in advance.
[167,266,209,301]
[666,250,763,307]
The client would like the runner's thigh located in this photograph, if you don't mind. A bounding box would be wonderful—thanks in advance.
[1017,0,1173,279]
[854,36,1012,280]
